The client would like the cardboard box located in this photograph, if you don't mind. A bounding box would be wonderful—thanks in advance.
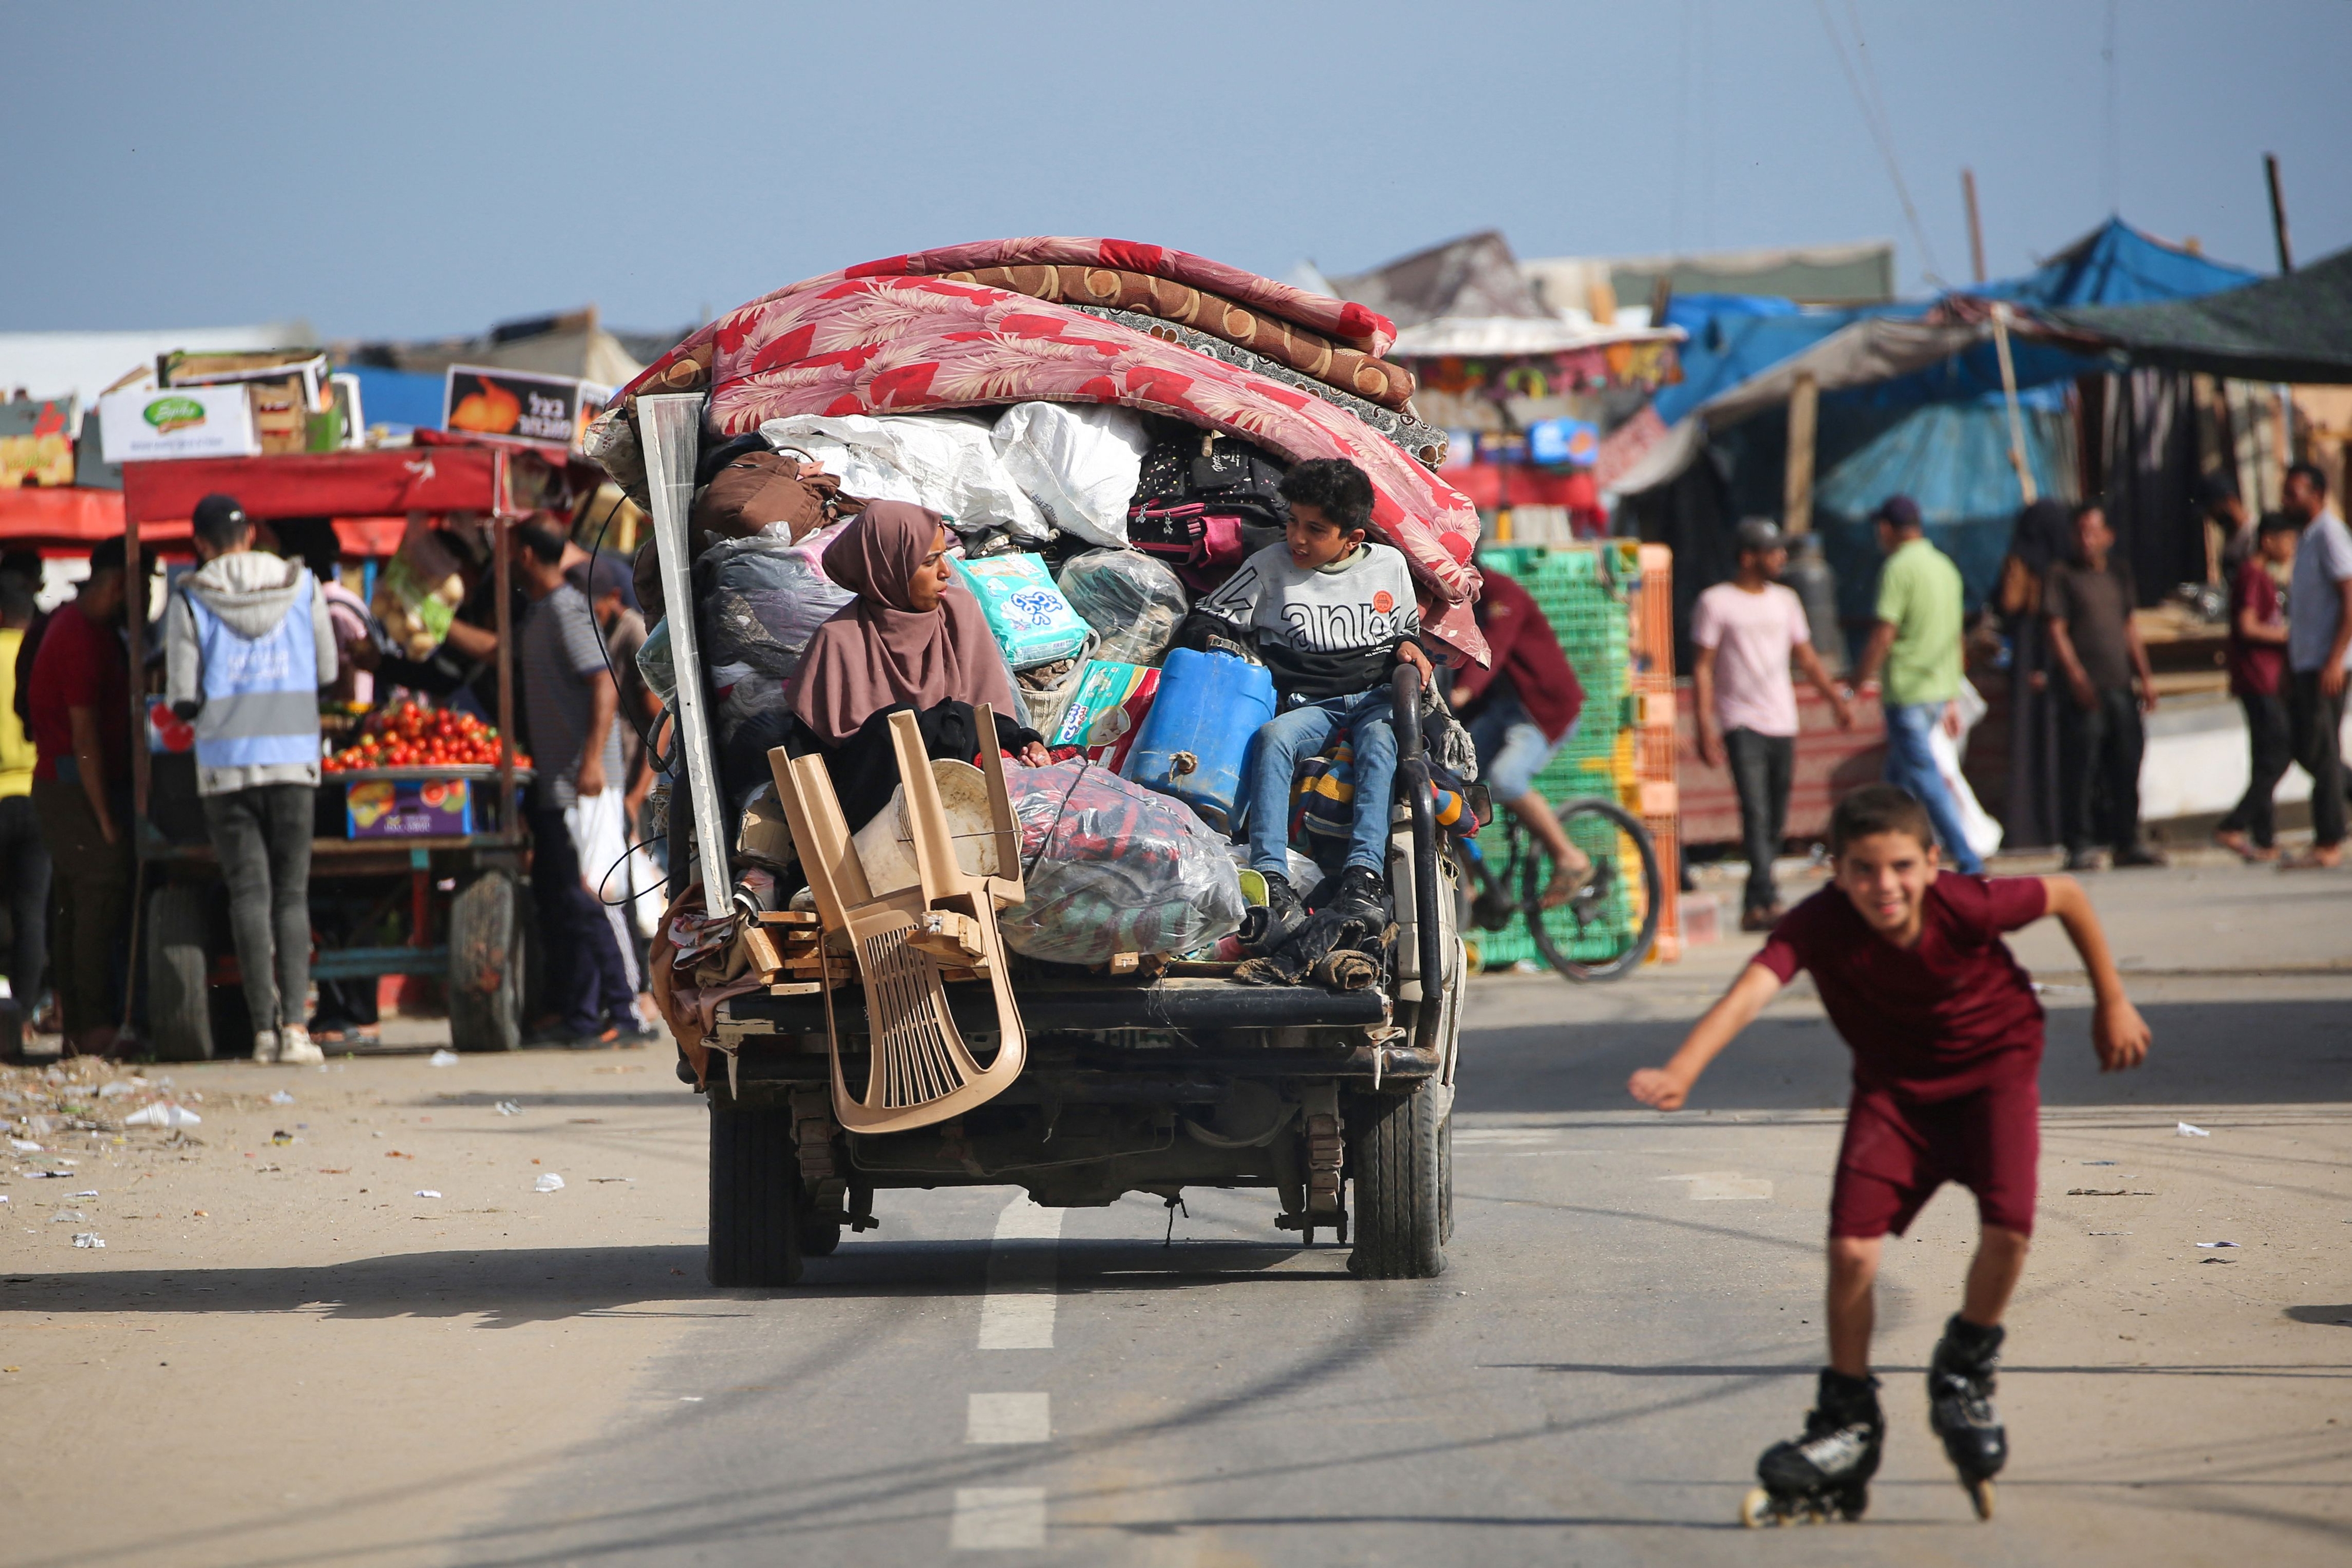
[347,777,473,838]
[443,365,603,453]
[0,397,76,487]
[98,385,262,462]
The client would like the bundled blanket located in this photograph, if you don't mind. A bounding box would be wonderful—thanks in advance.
[599,238,1487,665]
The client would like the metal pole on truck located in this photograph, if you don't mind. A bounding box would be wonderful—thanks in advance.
[636,394,731,920]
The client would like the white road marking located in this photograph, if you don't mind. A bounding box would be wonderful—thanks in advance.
[1658,1171,1775,1200]
[952,1487,1047,1549]
[978,1195,1063,1349]
[967,1392,1051,1445]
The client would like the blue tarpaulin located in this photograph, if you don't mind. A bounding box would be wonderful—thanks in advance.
[348,367,445,433]
[1632,220,2262,642]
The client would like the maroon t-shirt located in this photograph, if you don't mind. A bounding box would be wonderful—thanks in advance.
[1455,571,1585,742]
[1753,874,2050,1101]
[2227,562,2285,698]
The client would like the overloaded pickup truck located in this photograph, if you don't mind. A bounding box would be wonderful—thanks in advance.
[591,238,1482,1285]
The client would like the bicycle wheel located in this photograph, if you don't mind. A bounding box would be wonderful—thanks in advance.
[1521,797,1662,982]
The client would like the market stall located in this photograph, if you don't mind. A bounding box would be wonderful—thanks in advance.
[117,433,594,1057]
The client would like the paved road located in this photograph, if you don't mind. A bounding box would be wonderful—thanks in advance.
[8,860,2349,1566]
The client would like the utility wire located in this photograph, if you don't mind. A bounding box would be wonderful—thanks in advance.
[1815,0,1946,289]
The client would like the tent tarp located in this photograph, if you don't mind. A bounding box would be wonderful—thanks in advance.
[2049,244,2352,385]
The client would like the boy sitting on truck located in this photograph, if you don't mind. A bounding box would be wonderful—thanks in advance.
[1183,457,1432,953]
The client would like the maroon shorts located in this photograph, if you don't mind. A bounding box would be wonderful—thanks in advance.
[1828,1076,2040,1239]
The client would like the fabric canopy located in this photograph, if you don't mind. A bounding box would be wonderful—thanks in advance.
[2048,244,2352,384]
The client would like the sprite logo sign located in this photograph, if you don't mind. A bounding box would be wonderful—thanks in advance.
[143,394,208,435]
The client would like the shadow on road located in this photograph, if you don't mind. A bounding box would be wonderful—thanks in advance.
[1459,998,2352,1114]
[0,1236,1329,1325]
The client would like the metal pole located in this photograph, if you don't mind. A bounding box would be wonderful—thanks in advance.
[2265,153,2294,273]
[1990,304,2039,506]
[1962,168,1987,286]
[636,394,730,920]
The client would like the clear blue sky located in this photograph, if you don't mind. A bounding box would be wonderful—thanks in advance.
[10,1,2348,339]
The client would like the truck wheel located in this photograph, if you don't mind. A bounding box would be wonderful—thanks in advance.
[1347,1079,1448,1279]
[800,1214,843,1257]
[708,1098,805,1286]
[145,884,216,1062]
[447,871,522,1053]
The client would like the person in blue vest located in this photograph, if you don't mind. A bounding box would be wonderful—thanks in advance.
[165,494,338,1065]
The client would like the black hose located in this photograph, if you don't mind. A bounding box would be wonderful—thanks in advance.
[1391,664,1445,1057]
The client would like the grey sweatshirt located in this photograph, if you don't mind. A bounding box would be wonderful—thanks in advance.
[164,551,338,795]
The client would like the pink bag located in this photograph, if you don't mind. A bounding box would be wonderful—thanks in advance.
[1128,500,1246,570]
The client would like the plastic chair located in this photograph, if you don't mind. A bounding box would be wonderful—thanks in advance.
[766,706,1029,1134]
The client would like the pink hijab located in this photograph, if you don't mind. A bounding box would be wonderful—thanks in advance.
[789,501,1020,745]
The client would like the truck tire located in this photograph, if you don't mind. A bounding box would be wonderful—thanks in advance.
[1348,1078,1448,1279]
[146,883,216,1062]
[708,1099,806,1286]
[447,871,523,1053]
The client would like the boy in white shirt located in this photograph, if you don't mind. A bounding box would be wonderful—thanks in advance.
[1188,459,1431,951]
[1693,519,1852,928]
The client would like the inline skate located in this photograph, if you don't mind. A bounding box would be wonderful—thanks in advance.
[1927,1313,2007,1519]
[1739,1369,1883,1527]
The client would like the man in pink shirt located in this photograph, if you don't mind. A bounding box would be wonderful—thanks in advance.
[1694,520,1854,929]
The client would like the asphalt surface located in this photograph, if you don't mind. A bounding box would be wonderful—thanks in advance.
[9,857,2349,1567]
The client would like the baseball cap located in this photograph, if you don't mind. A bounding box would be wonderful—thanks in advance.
[1734,518,1784,555]
[1871,494,1923,531]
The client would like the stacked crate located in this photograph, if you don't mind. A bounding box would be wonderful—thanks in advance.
[1629,544,1682,962]
[1469,541,1656,969]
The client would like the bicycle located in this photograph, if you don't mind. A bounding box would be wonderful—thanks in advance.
[1449,795,1662,982]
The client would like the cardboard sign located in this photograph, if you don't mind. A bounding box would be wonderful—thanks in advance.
[0,397,75,487]
[442,366,604,452]
[98,385,262,463]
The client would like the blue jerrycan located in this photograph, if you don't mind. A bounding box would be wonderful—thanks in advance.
[1120,647,1275,832]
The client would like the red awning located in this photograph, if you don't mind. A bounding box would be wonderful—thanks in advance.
[0,486,126,543]
[121,445,513,524]
[1438,462,1601,511]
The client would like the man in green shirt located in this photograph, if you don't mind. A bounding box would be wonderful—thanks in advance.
[1852,494,1984,873]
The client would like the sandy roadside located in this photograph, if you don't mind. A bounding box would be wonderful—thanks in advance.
[3,1045,719,1568]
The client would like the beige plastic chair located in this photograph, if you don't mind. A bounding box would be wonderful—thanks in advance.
[766,706,1028,1134]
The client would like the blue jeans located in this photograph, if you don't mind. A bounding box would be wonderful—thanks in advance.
[1881,700,1984,874]
[1466,687,1568,803]
[1247,689,1398,878]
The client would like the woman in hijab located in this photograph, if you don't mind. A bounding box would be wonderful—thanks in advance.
[789,501,1048,829]
[1996,497,2074,847]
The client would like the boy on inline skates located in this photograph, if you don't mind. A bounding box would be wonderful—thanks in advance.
[1629,783,2150,1523]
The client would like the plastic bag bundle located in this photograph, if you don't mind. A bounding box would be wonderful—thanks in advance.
[1015,641,1098,743]
[757,412,1046,540]
[696,523,855,682]
[636,617,677,705]
[951,552,1093,670]
[1056,549,1190,667]
[372,519,466,658]
[991,402,1150,549]
[998,761,1247,965]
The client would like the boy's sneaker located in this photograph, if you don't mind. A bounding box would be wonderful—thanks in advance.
[1320,864,1389,927]
[250,1029,280,1064]
[1240,871,1307,955]
[277,1025,325,1066]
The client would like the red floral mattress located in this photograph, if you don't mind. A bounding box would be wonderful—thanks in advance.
[614,238,1486,662]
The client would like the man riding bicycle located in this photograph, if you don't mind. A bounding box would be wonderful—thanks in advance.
[1453,567,1591,905]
